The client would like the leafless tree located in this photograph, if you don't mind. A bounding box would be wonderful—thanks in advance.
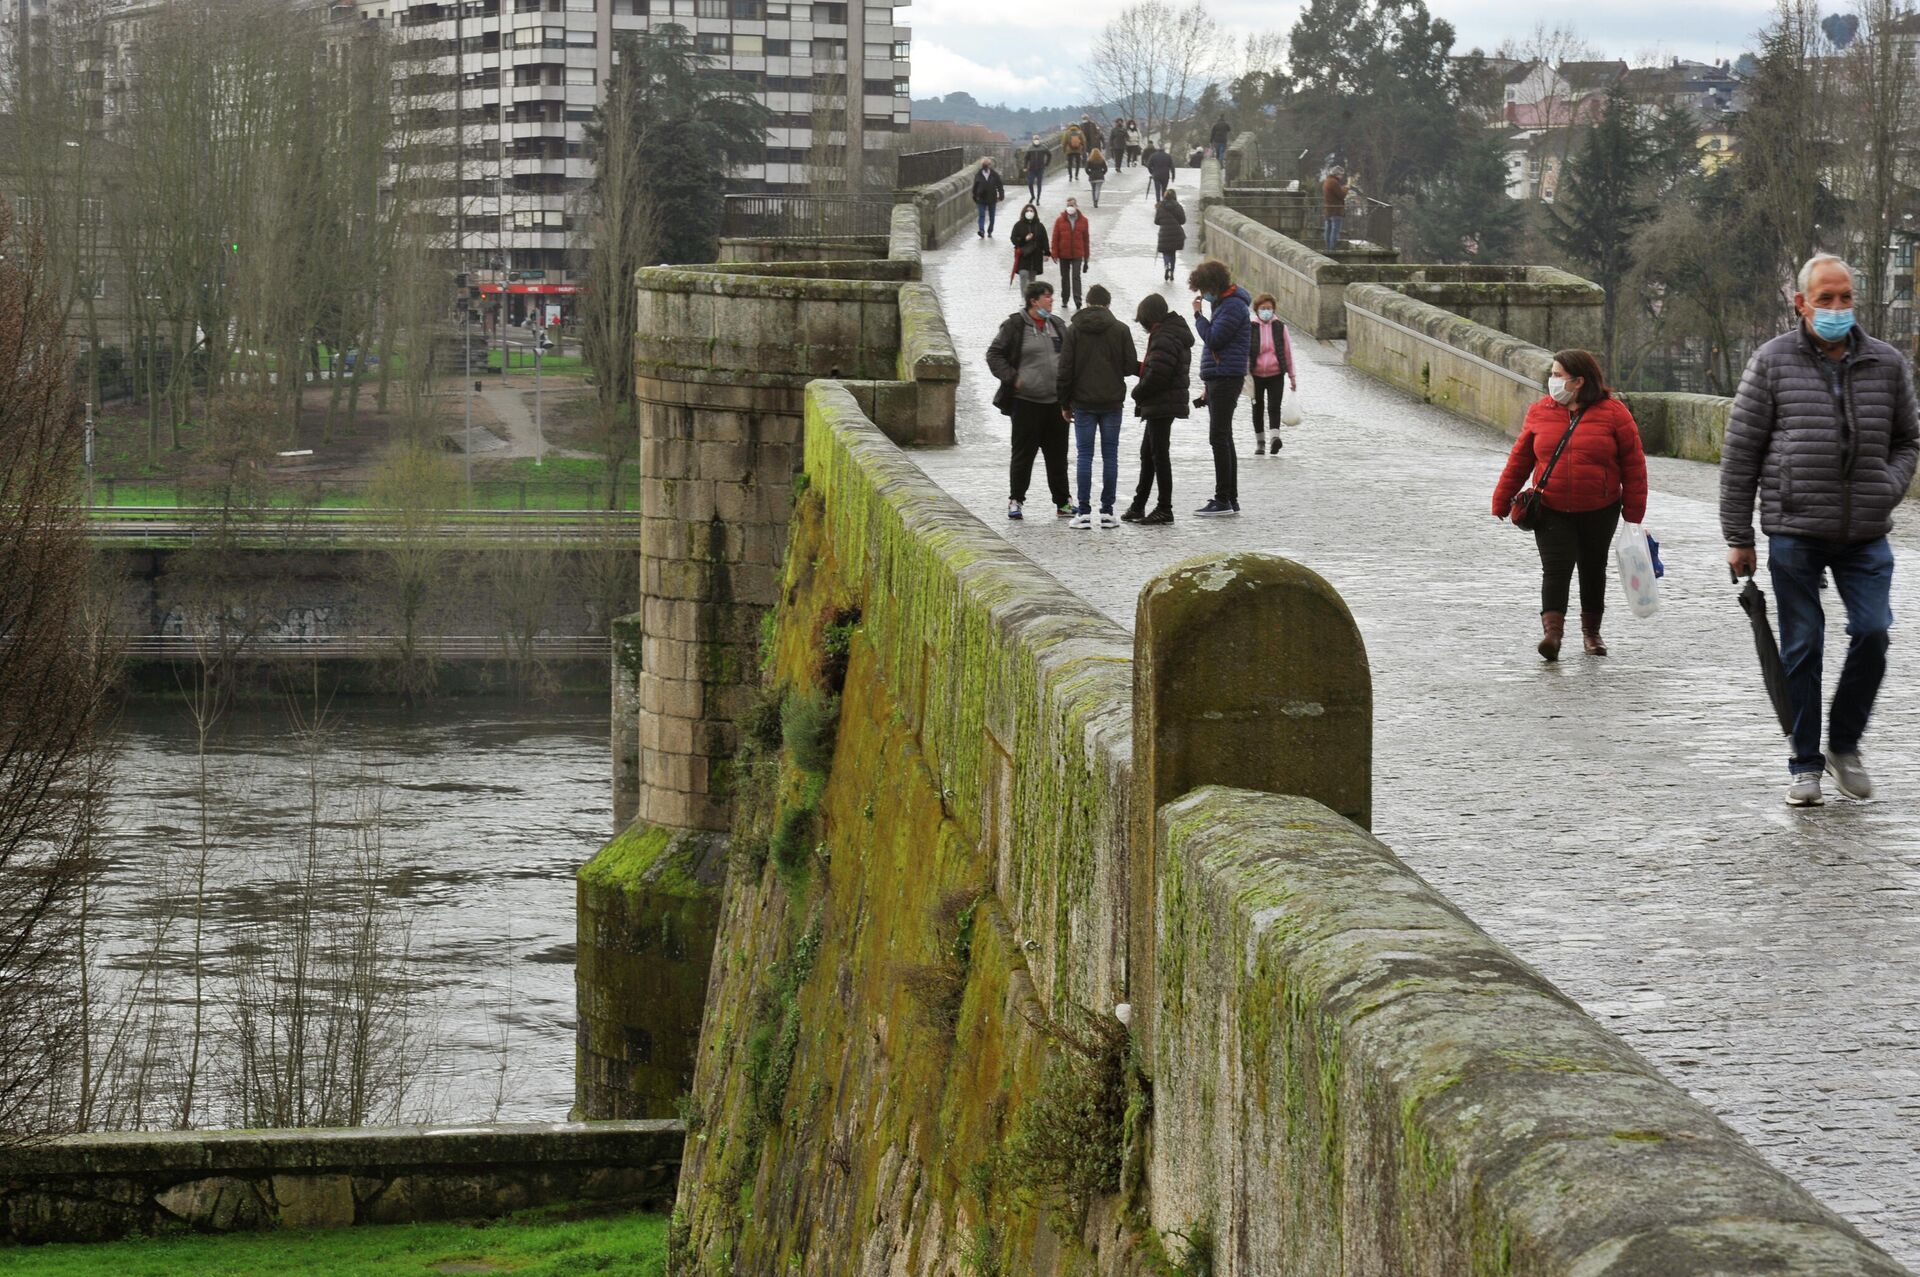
[0,203,117,1141]
[1829,0,1917,336]
[1085,0,1229,142]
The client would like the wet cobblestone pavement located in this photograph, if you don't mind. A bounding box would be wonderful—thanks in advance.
[918,163,1920,1265]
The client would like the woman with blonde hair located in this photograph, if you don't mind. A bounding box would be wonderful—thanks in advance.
[1085,148,1108,208]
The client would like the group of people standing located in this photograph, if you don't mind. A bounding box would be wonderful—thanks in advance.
[985,253,1297,527]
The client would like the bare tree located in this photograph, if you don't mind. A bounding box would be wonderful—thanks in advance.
[1086,1,1229,142]
[1830,0,1918,336]
[0,204,116,1141]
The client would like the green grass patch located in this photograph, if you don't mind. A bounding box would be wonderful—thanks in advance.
[484,350,586,374]
[0,1207,668,1276]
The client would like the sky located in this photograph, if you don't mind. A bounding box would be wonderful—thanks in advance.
[908,0,1782,108]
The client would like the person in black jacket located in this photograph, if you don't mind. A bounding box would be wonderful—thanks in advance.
[1209,115,1232,162]
[1022,136,1051,203]
[1153,188,1185,282]
[971,158,1005,238]
[1008,203,1048,293]
[1145,144,1174,202]
[985,280,1072,520]
[1056,283,1139,527]
[1120,293,1194,525]
[1109,119,1130,169]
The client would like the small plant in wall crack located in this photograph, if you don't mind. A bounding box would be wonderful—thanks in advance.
[1003,1008,1131,1228]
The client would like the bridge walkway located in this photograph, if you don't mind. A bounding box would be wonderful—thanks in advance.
[915,159,1920,1265]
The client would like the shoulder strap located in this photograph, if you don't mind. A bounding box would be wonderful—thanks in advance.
[1535,410,1585,488]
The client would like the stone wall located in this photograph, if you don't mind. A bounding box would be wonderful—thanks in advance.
[1,1121,682,1245]
[1345,279,1554,432]
[1623,390,1735,461]
[717,234,889,264]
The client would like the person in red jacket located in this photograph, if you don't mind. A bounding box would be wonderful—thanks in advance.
[1491,348,1649,660]
[1050,198,1092,310]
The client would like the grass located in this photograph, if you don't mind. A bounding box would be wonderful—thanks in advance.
[484,350,586,374]
[0,1207,668,1276]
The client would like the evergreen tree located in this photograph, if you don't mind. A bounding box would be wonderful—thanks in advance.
[587,25,770,266]
[1547,89,1655,367]
[1404,129,1523,263]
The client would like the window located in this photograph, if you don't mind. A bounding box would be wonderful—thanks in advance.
[892,38,908,58]
[732,0,764,16]
[566,66,594,83]
[566,0,593,9]
[697,0,725,15]
[809,3,845,22]
[893,77,908,98]
[567,25,594,41]
[696,31,729,52]
[766,37,788,53]
[813,37,844,56]
[734,33,762,54]
[862,78,889,95]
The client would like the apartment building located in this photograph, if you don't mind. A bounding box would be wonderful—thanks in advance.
[354,0,912,298]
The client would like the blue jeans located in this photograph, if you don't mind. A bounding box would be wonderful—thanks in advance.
[1027,172,1043,203]
[1324,215,1343,251]
[976,200,995,235]
[1212,141,1226,162]
[1769,533,1895,774]
[1072,408,1122,514]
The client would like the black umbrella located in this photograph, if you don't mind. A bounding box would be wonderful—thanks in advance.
[1734,568,1794,736]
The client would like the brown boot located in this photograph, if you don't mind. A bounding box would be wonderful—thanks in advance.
[1582,613,1608,656]
[1538,611,1565,662]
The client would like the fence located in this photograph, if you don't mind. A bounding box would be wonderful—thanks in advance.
[719,193,899,239]
[87,474,642,512]
[894,147,965,188]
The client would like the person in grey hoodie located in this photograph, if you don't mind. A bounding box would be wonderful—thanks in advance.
[1721,253,1920,806]
[986,280,1073,521]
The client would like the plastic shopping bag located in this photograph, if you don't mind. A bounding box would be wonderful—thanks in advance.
[1615,522,1660,618]
[1280,393,1303,427]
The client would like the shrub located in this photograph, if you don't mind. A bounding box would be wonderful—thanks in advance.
[770,802,815,875]
[1003,1011,1129,1222]
[780,689,839,776]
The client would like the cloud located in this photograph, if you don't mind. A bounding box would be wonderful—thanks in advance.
[911,38,1055,100]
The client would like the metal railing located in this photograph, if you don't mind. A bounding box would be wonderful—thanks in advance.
[1349,198,1395,251]
[895,147,965,188]
[86,475,640,512]
[719,193,899,239]
[85,506,644,544]
[122,634,609,661]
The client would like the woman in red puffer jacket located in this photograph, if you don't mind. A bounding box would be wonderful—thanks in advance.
[1491,349,1649,661]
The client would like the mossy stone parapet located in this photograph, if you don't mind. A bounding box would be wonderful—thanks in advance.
[1622,390,1734,462]
[716,234,889,265]
[1151,788,1907,1276]
[1346,279,1555,434]
[575,823,726,1120]
[1,1120,683,1244]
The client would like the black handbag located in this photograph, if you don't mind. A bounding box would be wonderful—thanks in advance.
[1509,410,1583,530]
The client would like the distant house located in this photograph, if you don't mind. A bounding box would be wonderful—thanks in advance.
[1500,128,1574,203]
[1502,59,1627,128]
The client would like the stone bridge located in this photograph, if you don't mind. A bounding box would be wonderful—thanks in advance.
[581,150,1920,1275]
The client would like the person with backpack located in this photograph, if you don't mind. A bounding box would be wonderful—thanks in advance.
[1064,125,1086,182]
[1247,294,1297,455]
[1120,292,1194,526]
[985,280,1073,521]
[1153,188,1185,283]
[1009,202,1049,294]
[1080,113,1103,151]
[1146,143,1174,202]
[971,157,1005,238]
[1188,258,1253,517]
[1085,148,1108,208]
[1023,135,1051,203]
[1050,197,1091,311]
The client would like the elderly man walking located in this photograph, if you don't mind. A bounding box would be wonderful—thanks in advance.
[1721,254,1920,806]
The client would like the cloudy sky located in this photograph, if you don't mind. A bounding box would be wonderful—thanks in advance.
[908,0,1781,107]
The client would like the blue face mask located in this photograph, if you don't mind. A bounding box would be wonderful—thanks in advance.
[1034,306,1052,320]
[1810,306,1855,342]
[1203,292,1217,304]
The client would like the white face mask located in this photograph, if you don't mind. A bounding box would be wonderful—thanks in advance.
[1066,207,1078,217]
[1548,376,1574,405]
[1257,309,1275,322]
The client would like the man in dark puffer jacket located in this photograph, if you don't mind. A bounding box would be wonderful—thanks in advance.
[1721,253,1920,806]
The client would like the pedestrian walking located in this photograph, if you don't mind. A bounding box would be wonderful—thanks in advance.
[986,280,1073,521]
[1187,259,1252,517]
[1109,119,1130,169]
[1055,283,1138,529]
[1009,203,1048,294]
[1491,349,1649,665]
[1023,135,1051,203]
[1064,124,1086,182]
[972,158,1005,238]
[1146,144,1174,202]
[1080,113,1104,151]
[1322,166,1348,252]
[1720,253,1920,806]
[1120,293,1194,525]
[1209,115,1232,162]
[1125,119,1142,168]
[1153,188,1185,282]
[1050,198,1091,310]
[1248,295,1297,456]
[1085,148,1108,208]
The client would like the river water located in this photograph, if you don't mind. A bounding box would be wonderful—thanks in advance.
[96,696,610,1126]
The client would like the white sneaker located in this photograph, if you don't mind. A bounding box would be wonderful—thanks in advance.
[1826,752,1873,800]
[1097,510,1120,528]
[1786,772,1824,807]
[1068,512,1093,529]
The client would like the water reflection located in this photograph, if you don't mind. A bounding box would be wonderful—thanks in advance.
[98,696,609,1125]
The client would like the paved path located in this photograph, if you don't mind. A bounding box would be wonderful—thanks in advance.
[920,161,1920,1266]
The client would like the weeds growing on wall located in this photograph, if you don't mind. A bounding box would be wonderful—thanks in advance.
[1003,1010,1131,1226]
[743,912,822,1136]
[818,607,861,695]
[780,689,839,777]
[897,886,984,1035]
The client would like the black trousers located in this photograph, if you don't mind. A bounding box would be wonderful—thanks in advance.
[1009,398,1070,507]
[1129,417,1174,510]
[1250,373,1285,434]
[1533,502,1620,616]
[1204,378,1241,503]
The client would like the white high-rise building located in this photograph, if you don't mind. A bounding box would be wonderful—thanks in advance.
[355,0,912,304]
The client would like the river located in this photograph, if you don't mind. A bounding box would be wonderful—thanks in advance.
[94,695,609,1127]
